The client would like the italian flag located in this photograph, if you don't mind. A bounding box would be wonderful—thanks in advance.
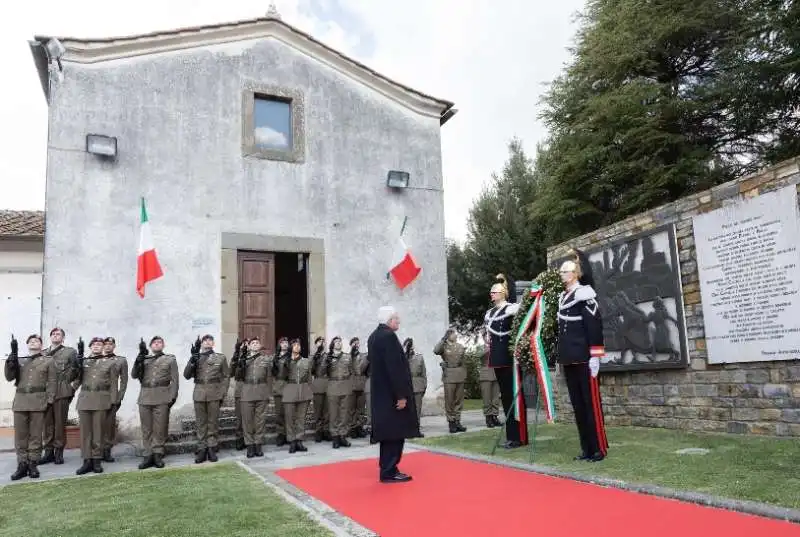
[388,236,421,290]
[136,198,163,298]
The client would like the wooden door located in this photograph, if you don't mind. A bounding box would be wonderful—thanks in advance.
[238,251,276,354]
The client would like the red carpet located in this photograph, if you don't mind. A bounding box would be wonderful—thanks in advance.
[276,451,799,537]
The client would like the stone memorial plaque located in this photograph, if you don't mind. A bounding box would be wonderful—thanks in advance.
[693,185,800,364]
[553,224,689,372]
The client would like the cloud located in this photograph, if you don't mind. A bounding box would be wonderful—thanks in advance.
[0,0,584,242]
[254,126,289,149]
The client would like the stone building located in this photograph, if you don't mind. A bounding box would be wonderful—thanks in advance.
[27,12,456,433]
[0,211,45,427]
[548,157,800,437]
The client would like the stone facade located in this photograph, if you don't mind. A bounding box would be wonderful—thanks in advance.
[548,157,800,437]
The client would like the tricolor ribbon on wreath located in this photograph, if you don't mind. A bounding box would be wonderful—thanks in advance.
[512,282,556,423]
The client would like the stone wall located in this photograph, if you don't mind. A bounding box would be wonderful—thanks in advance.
[548,157,800,437]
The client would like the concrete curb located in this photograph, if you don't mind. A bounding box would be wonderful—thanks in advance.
[238,461,378,537]
[411,443,800,525]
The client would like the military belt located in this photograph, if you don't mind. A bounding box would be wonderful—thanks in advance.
[330,376,350,381]
[244,378,267,385]
[141,380,171,388]
[16,386,46,394]
[194,379,222,385]
[81,384,111,392]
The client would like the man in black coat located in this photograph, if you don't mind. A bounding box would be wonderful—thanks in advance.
[367,305,420,483]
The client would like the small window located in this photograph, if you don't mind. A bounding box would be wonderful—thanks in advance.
[242,84,305,163]
[254,96,292,151]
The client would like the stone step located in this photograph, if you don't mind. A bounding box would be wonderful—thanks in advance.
[161,427,328,455]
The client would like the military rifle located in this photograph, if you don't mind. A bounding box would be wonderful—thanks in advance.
[8,335,20,386]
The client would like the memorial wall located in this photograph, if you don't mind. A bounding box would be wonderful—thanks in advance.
[547,157,800,437]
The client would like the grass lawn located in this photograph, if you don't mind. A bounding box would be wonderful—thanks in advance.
[417,423,800,509]
[463,399,483,411]
[0,462,332,537]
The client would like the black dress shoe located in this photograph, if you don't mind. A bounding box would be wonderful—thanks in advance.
[573,453,590,461]
[503,441,522,449]
[380,472,412,484]
[588,452,605,463]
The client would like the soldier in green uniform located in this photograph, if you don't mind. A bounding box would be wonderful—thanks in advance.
[404,338,427,437]
[278,338,312,454]
[132,336,179,470]
[433,329,468,434]
[479,340,502,428]
[310,336,330,443]
[231,339,246,450]
[237,337,273,458]
[41,327,77,465]
[348,337,367,438]
[325,336,353,449]
[74,337,118,475]
[101,337,127,462]
[272,337,290,447]
[5,334,56,481]
[359,350,372,438]
[184,334,230,464]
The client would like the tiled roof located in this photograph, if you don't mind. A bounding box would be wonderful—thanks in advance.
[0,210,45,238]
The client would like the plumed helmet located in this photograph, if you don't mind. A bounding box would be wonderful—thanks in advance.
[491,273,517,303]
[571,248,595,288]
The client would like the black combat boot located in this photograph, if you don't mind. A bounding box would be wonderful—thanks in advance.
[76,459,93,475]
[448,421,458,434]
[314,431,324,443]
[288,441,297,454]
[10,462,28,481]
[152,453,165,468]
[138,455,154,470]
[235,437,246,450]
[92,459,104,473]
[339,436,351,448]
[102,447,115,463]
[40,448,55,465]
[195,449,207,464]
[332,436,341,449]
[275,433,287,447]
[246,445,255,458]
[296,441,307,452]
[54,448,65,465]
[28,461,40,479]
[207,448,219,462]
[455,421,467,432]
[253,444,263,457]
[485,416,494,428]
[491,415,502,428]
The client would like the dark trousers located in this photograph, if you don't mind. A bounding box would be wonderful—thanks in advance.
[563,362,609,456]
[494,366,527,444]
[378,439,405,479]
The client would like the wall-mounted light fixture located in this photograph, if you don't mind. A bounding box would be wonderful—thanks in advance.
[386,170,410,189]
[86,134,118,160]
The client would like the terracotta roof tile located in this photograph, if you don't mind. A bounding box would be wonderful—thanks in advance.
[0,210,45,238]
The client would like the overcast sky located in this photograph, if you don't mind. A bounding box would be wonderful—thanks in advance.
[0,0,584,242]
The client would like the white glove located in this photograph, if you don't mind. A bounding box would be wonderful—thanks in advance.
[589,357,600,378]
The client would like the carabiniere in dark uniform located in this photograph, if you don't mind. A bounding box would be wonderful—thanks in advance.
[556,249,609,463]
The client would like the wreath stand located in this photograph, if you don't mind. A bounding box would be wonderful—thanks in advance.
[490,374,543,465]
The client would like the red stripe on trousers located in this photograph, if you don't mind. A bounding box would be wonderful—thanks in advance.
[589,376,609,455]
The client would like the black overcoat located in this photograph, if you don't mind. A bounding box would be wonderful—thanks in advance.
[367,323,421,442]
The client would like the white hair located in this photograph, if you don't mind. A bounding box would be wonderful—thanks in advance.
[377,305,398,324]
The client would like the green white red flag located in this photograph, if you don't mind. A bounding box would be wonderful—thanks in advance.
[136,197,163,298]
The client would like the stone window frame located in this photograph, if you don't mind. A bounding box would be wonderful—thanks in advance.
[241,82,306,164]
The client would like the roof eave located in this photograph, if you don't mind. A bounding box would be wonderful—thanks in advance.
[31,18,456,122]
[28,39,51,103]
